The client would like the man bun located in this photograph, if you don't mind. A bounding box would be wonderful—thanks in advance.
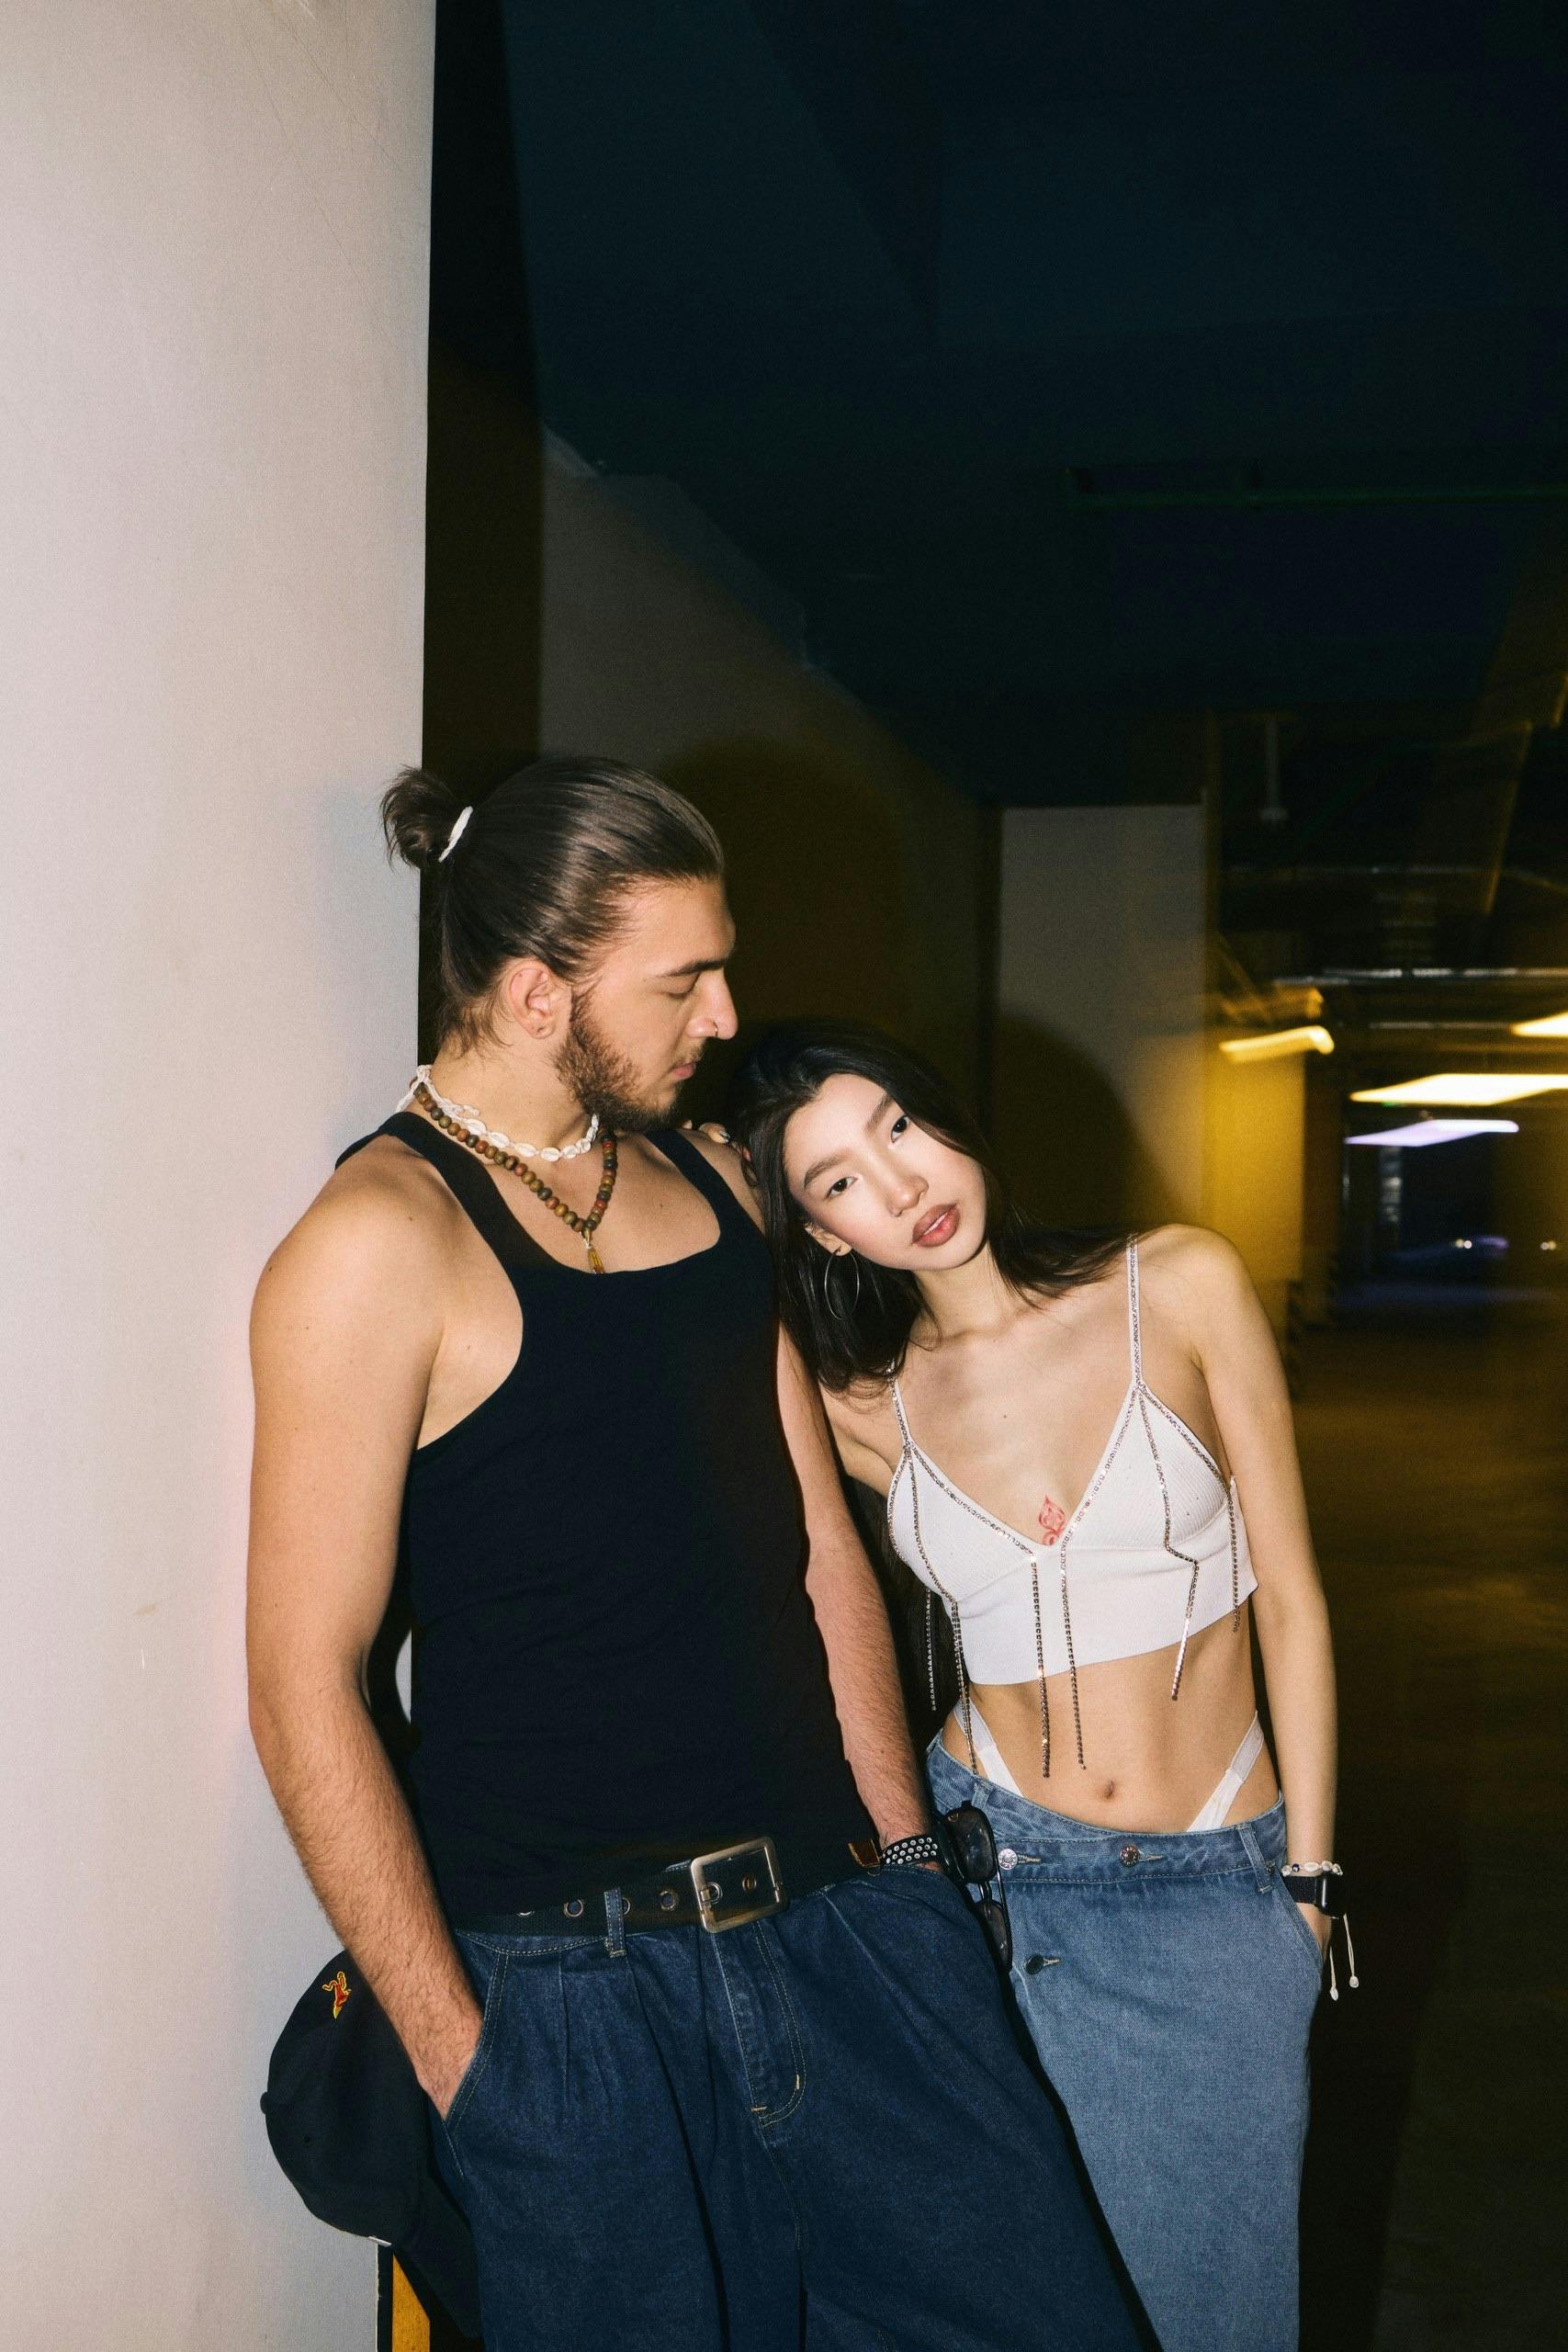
[374,752,724,1053]
[379,766,468,874]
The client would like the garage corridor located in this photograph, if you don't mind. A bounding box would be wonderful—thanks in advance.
[1296,1285,1568,2351]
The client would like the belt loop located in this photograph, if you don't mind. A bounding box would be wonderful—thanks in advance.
[604,1887,626,1958]
[1235,1816,1269,1893]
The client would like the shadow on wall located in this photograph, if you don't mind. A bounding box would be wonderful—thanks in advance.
[988,1012,1187,1232]
[666,734,922,1117]
[420,0,548,1055]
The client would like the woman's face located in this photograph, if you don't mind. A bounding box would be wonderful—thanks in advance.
[782,1072,990,1273]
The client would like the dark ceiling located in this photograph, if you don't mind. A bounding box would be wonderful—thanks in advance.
[440,2,1568,1005]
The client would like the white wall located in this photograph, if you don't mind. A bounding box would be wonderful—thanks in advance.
[0,6,433,2344]
[994,806,1210,1227]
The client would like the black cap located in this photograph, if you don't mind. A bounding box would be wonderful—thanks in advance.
[262,1952,481,2339]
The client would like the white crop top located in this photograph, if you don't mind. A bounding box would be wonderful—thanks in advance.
[886,1238,1258,1770]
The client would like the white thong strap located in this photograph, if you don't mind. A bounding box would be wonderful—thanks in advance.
[964,1702,1024,1795]
[1184,1713,1263,1831]
[952,1706,1264,1833]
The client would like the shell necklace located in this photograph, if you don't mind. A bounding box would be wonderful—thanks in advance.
[398,1066,600,1162]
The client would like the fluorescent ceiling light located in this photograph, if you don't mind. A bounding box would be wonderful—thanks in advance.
[1347,1119,1520,1148]
[1349,1073,1568,1106]
[1511,1011,1568,1036]
[1220,1024,1334,1062]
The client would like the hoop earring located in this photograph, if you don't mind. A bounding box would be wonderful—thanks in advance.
[816,1247,862,1329]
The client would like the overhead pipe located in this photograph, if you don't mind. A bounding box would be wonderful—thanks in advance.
[1065,468,1568,510]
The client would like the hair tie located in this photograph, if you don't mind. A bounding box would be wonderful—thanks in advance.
[437,805,473,864]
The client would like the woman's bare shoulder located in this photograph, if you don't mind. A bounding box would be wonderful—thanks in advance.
[1136,1223,1259,1335]
[1138,1221,1246,1277]
[827,1371,898,1427]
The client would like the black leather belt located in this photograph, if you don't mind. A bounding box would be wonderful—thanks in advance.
[457,1830,881,1939]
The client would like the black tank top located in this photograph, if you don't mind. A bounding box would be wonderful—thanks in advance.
[337,1114,871,1916]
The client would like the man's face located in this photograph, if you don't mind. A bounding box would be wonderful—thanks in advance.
[558,876,739,1132]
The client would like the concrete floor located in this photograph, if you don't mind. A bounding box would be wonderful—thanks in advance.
[1295,1283,1568,2352]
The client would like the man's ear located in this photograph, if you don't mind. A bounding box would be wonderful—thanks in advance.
[500,957,569,1038]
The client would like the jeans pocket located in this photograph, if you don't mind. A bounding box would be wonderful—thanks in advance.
[860,1862,996,1953]
[867,1862,972,1909]
[1271,1877,1327,1985]
[441,1941,512,2149]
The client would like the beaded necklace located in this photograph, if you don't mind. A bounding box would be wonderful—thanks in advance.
[397,1065,601,1162]
[412,1080,618,1272]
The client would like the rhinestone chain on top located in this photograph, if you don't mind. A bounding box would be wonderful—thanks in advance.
[1128,1238,1244,1698]
[892,1384,1062,1774]
[891,1388,987,1773]
[893,1238,1245,1781]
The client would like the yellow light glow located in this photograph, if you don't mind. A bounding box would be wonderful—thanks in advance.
[1219,1024,1335,1062]
[1511,1011,1568,1036]
[1349,1072,1568,1106]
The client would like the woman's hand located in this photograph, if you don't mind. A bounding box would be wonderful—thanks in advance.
[682,1121,756,1183]
[1303,1904,1332,1953]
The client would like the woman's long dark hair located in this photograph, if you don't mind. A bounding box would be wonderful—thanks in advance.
[727,1022,1127,1395]
[728,1021,1129,1737]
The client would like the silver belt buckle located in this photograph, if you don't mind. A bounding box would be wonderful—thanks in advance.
[688,1836,784,1932]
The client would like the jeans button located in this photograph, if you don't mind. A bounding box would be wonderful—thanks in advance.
[997,1847,1018,1872]
[1119,1843,1141,1866]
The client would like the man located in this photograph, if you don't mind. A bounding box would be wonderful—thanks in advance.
[247,755,1145,2349]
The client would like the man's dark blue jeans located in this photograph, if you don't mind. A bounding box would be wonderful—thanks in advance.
[434,1861,1151,2350]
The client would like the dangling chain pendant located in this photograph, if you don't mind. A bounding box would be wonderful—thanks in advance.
[1057,1542,1086,1770]
[897,1380,1065,1783]
[924,1589,939,1714]
[906,1460,977,1771]
[413,1082,618,1269]
[1029,1560,1052,1780]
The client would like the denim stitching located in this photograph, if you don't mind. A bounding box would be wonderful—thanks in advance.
[442,1944,511,2148]
[996,1873,1261,1898]
[461,1929,600,1957]
[712,1928,807,2129]
[710,1933,768,2117]
[752,1926,807,2125]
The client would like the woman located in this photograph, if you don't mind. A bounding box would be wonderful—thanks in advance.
[728,1022,1348,2352]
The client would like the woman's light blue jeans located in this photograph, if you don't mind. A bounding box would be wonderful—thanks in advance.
[930,1735,1321,2352]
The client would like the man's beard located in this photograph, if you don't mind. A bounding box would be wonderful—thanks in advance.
[556,1001,693,1136]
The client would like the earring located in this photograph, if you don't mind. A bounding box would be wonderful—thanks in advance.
[816,1247,862,1327]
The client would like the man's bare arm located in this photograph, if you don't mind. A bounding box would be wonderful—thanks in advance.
[246,1176,480,2114]
[776,1332,932,1845]
[682,1132,931,1846]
